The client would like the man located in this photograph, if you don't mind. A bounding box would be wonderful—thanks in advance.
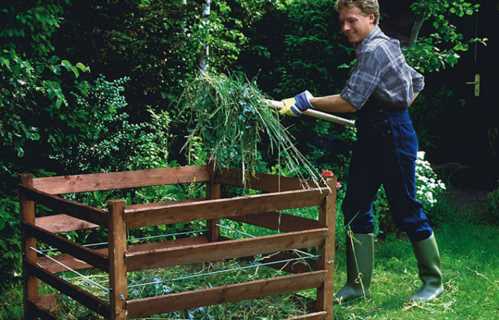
[280,0,444,303]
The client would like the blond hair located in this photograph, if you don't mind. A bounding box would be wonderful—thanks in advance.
[335,0,380,24]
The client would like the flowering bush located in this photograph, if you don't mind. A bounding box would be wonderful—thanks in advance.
[415,151,447,210]
[374,151,446,236]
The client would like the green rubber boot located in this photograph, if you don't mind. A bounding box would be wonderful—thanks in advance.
[335,233,374,304]
[409,233,444,302]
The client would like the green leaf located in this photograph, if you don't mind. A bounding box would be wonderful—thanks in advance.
[16,146,24,158]
[61,59,79,78]
[77,80,90,96]
[0,57,10,70]
[76,62,91,73]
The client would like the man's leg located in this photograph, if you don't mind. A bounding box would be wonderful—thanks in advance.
[383,120,443,302]
[336,138,381,303]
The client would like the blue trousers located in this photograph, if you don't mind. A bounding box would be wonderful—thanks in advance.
[342,108,433,242]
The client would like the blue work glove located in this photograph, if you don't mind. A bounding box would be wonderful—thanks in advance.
[279,90,314,116]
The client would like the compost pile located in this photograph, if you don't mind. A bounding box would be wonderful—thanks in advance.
[179,72,322,186]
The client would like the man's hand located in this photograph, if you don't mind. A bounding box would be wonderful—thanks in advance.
[279,90,314,116]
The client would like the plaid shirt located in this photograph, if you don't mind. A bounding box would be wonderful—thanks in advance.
[341,26,424,110]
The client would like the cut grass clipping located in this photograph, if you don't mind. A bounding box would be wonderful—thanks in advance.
[179,72,323,187]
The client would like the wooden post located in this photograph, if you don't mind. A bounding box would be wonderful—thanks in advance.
[108,200,127,320]
[20,173,38,319]
[316,176,337,318]
[207,160,221,242]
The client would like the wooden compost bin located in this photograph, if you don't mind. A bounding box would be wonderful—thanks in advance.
[19,164,337,319]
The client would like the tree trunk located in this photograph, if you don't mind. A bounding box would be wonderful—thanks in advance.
[409,16,425,46]
[199,0,211,73]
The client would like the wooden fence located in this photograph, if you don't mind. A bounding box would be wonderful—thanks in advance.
[20,164,337,319]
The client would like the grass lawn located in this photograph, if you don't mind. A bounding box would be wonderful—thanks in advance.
[1,194,498,319]
[333,195,499,319]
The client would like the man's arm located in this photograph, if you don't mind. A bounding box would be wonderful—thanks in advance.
[310,94,357,113]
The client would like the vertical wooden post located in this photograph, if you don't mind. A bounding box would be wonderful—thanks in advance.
[316,175,337,318]
[207,160,221,242]
[108,200,128,320]
[20,173,38,319]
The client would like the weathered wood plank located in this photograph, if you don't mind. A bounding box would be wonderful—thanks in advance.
[34,294,58,313]
[38,252,94,274]
[38,236,210,273]
[229,211,323,232]
[126,188,327,228]
[20,173,38,320]
[26,299,57,320]
[127,271,326,317]
[126,198,204,211]
[207,160,221,242]
[126,228,327,271]
[316,176,336,316]
[215,168,310,192]
[287,312,327,320]
[108,200,127,320]
[36,214,99,233]
[32,166,210,194]
[24,223,108,271]
[127,236,210,254]
[25,261,110,317]
[19,185,107,226]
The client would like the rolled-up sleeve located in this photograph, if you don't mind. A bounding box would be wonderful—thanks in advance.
[340,49,383,110]
[410,66,425,93]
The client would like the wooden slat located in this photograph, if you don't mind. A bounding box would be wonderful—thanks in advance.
[20,173,38,320]
[126,228,327,271]
[126,188,327,228]
[24,223,108,271]
[25,261,110,317]
[34,294,58,313]
[26,299,57,320]
[128,236,210,254]
[126,198,204,211]
[315,177,336,316]
[19,185,107,226]
[127,271,326,317]
[287,312,327,320]
[207,160,221,242]
[229,211,323,232]
[32,165,210,194]
[215,168,309,192]
[38,236,210,273]
[108,200,127,320]
[38,252,94,274]
[36,214,98,233]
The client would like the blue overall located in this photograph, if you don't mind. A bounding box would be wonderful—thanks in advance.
[341,99,433,242]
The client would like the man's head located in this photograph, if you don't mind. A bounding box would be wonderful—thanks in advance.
[335,0,379,45]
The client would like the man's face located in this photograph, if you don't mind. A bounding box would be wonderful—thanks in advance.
[339,6,376,45]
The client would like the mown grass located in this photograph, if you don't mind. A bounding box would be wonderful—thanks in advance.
[1,195,498,319]
[333,196,499,320]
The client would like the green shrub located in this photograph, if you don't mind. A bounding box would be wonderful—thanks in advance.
[0,1,90,287]
[0,198,21,286]
[49,75,171,174]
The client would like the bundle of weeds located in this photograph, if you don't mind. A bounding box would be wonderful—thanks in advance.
[179,72,322,186]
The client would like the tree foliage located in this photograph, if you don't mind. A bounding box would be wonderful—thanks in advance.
[405,0,485,72]
[0,0,486,288]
